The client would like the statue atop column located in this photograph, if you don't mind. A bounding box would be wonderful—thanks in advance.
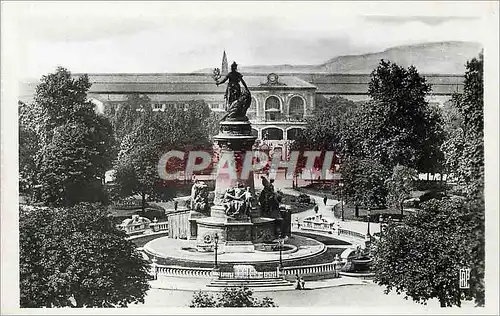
[213,62,252,121]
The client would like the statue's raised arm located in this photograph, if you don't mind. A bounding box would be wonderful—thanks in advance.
[213,61,251,121]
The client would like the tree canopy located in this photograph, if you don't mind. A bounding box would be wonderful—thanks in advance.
[20,203,150,308]
[189,287,277,308]
[19,67,115,206]
[373,54,485,308]
[385,165,418,214]
[113,100,213,207]
[373,197,483,307]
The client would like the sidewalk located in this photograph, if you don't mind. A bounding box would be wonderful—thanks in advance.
[150,275,368,292]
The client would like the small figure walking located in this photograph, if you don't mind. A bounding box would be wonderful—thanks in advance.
[174,200,178,211]
[295,274,302,290]
[323,195,328,206]
[314,204,319,214]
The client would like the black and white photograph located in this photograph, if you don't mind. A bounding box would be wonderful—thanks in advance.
[1,1,499,314]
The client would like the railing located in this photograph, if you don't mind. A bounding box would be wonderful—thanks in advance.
[151,262,345,280]
[295,223,366,241]
[150,221,168,232]
[217,271,279,280]
[155,264,214,278]
[282,261,339,276]
[337,229,366,240]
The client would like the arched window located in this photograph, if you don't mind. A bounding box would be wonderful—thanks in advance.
[262,127,283,140]
[287,128,305,141]
[289,96,305,120]
[265,96,281,121]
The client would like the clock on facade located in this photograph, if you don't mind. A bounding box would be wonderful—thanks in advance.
[267,73,279,84]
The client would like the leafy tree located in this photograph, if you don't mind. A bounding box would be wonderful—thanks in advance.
[440,53,485,304]
[19,101,41,195]
[189,287,277,308]
[291,96,356,177]
[112,94,151,145]
[38,117,114,205]
[385,165,418,215]
[357,60,444,172]
[113,101,213,209]
[339,158,389,208]
[20,203,150,308]
[19,67,115,205]
[442,54,484,197]
[373,197,483,307]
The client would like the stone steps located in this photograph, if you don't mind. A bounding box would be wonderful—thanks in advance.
[207,278,294,288]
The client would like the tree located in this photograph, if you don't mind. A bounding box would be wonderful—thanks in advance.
[373,54,485,308]
[19,101,41,195]
[339,158,390,208]
[189,287,277,308]
[353,60,444,172]
[442,53,484,197]
[385,165,418,215]
[440,53,485,304]
[291,95,356,177]
[19,67,115,206]
[372,197,483,307]
[113,101,213,209]
[112,94,151,145]
[38,117,114,205]
[20,203,150,308]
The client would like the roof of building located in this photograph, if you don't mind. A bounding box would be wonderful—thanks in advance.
[18,72,464,103]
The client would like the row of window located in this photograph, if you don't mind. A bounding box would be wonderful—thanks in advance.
[251,127,305,141]
[150,96,306,121]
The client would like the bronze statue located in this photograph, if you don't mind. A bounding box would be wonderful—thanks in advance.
[190,180,210,214]
[214,62,252,121]
[259,176,279,217]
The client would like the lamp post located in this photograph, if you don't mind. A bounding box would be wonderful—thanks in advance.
[151,258,158,280]
[339,182,344,221]
[333,254,341,278]
[379,214,383,238]
[213,233,219,269]
[367,207,371,239]
[278,234,284,269]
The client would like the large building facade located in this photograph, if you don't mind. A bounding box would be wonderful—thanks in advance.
[18,60,464,160]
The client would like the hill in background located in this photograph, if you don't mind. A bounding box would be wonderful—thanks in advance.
[196,41,482,74]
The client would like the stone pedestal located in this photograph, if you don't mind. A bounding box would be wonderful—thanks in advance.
[195,119,278,252]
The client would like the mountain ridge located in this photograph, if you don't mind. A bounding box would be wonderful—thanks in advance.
[195,41,482,74]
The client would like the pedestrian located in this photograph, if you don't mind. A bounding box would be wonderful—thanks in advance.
[301,277,306,290]
[295,274,302,290]
[323,195,328,206]
[174,200,178,211]
[314,204,319,214]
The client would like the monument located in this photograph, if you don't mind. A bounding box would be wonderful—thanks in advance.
[194,61,281,253]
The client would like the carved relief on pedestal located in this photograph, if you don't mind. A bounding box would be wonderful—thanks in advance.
[220,182,254,220]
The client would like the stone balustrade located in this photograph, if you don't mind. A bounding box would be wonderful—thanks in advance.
[151,262,342,279]
[150,221,168,232]
[155,264,214,278]
[282,261,340,277]
[337,228,366,240]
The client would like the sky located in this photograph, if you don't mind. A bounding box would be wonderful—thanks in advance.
[4,2,493,80]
